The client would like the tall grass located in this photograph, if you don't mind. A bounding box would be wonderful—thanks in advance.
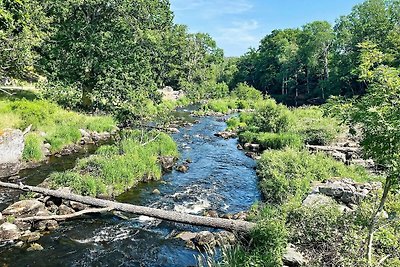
[0,98,117,161]
[49,130,178,197]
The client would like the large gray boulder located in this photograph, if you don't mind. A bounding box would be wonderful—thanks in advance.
[0,129,24,178]
[0,222,21,241]
[283,244,308,266]
[2,200,46,218]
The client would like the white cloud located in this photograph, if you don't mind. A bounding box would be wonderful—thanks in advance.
[216,20,259,44]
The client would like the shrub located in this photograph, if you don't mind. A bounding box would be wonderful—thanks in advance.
[257,149,372,204]
[292,107,342,145]
[85,116,116,133]
[231,82,263,101]
[23,133,44,161]
[239,131,303,150]
[251,99,293,133]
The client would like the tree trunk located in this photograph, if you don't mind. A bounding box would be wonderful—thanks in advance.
[366,178,392,266]
[0,182,256,233]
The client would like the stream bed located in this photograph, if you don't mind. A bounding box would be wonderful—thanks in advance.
[0,113,261,266]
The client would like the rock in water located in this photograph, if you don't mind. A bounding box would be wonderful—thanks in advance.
[0,222,21,241]
[27,243,43,251]
[2,200,46,218]
[0,129,24,178]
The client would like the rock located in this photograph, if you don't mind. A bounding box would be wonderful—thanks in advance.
[27,243,43,251]
[302,194,335,207]
[245,152,261,160]
[283,244,307,267]
[214,131,237,139]
[167,127,180,134]
[0,129,24,178]
[158,156,176,172]
[214,231,236,245]
[0,222,21,241]
[152,189,161,195]
[58,204,75,215]
[2,200,46,218]
[232,211,248,221]
[176,165,189,173]
[14,241,24,248]
[14,221,32,231]
[33,221,47,231]
[176,231,197,242]
[69,201,89,211]
[194,231,216,248]
[329,151,347,163]
[79,129,91,138]
[46,220,59,231]
[351,159,375,168]
[20,231,41,243]
[244,143,261,152]
[237,144,243,150]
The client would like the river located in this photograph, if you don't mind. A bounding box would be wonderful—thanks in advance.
[0,112,261,266]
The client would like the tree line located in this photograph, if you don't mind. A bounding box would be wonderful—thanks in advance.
[229,0,400,106]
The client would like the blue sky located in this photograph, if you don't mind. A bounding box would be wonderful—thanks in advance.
[170,0,364,57]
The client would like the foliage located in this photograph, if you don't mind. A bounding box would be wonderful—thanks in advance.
[22,133,44,161]
[239,131,303,150]
[49,130,178,197]
[257,149,372,205]
[231,82,263,101]
[251,99,293,133]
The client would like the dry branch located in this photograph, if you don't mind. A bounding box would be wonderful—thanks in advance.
[16,207,113,222]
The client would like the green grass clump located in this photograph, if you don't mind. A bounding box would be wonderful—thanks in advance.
[291,106,342,145]
[49,130,178,197]
[257,149,372,205]
[22,133,44,161]
[204,98,238,114]
[239,131,303,150]
[85,116,116,133]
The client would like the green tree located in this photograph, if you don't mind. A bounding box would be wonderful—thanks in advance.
[345,42,400,266]
[0,0,47,80]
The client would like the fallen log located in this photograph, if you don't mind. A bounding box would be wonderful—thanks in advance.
[0,181,256,232]
[16,207,113,222]
[306,145,360,153]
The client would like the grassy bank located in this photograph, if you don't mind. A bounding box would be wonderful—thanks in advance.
[0,89,117,162]
[48,130,178,197]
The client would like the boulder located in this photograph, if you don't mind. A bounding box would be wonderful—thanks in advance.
[283,244,308,267]
[176,164,189,173]
[20,231,41,243]
[194,231,216,248]
[244,143,261,152]
[69,201,89,211]
[58,204,75,215]
[302,194,335,207]
[0,222,21,241]
[0,129,24,178]
[2,200,46,218]
[152,189,161,195]
[27,243,43,251]
[214,131,237,139]
[214,231,236,245]
[158,156,176,172]
[176,231,197,242]
[14,221,32,231]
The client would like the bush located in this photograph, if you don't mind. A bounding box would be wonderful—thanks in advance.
[231,82,263,101]
[251,99,293,133]
[239,131,303,150]
[23,133,44,161]
[257,149,372,205]
[292,107,342,145]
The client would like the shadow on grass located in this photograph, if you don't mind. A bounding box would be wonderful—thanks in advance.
[0,88,38,101]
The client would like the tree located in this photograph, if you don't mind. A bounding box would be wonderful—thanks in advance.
[0,0,47,80]
[345,42,400,266]
[39,0,173,111]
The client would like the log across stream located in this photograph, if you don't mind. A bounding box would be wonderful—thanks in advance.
[0,181,255,233]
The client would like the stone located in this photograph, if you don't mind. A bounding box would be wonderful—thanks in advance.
[194,231,216,248]
[176,231,197,242]
[0,222,21,241]
[330,151,347,163]
[2,200,46,218]
[0,129,24,178]
[215,231,236,245]
[14,221,32,231]
[214,131,237,139]
[302,194,335,207]
[152,189,161,195]
[237,144,243,150]
[70,201,89,211]
[232,211,247,220]
[58,204,75,215]
[176,165,189,173]
[27,243,43,251]
[20,231,41,243]
[167,127,180,134]
[283,244,307,267]
[33,221,47,231]
[245,152,261,160]
[244,143,261,152]
[79,129,91,138]
[204,210,219,218]
[45,220,59,231]
[158,156,176,172]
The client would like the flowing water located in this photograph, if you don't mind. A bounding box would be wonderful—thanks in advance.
[0,112,261,267]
